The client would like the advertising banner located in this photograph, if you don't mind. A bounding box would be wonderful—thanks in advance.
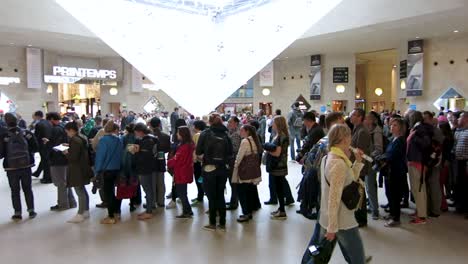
[309,55,321,100]
[259,62,274,87]
[407,40,424,96]
[333,67,348,83]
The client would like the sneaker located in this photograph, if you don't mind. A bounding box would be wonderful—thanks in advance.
[271,211,287,220]
[270,210,279,216]
[67,214,85,223]
[217,225,226,232]
[237,215,252,223]
[11,214,22,221]
[410,217,427,225]
[203,224,216,231]
[100,217,117,224]
[264,200,278,205]
[28,211,37,219]
[50,205,66,211]
[82,211,90,219]
[166,201,176,209]
[137,212,153,221]
[384,219,401,227]
[96,202,107,209]
[176,214,192,219]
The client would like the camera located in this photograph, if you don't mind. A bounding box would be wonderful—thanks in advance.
[372,154,388,172]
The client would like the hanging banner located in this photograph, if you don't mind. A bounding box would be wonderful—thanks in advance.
[309,55,321,100]
[26,48,42,89]
[259,62,274,87]
[407,40,424,96]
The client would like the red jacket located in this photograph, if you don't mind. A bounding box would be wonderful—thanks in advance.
[167,143,195,184]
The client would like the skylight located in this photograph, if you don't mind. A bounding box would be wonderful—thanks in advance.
[56,0,341,116]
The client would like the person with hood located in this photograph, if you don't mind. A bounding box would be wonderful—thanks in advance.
[0,113,38,221]
[196,113,233,231]
[287,102,304,160]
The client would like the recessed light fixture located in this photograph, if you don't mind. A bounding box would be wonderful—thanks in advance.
[415,36,420,39]
[454,30,459,33]
[9,43,14,45]
[27,44,32,47]
[393,65,397,68]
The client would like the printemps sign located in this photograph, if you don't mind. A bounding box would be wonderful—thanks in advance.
[52,66,117,79]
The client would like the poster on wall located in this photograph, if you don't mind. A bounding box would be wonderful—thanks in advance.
[259,62,274,87]
[309,55,321,100]
[407,40,424,96]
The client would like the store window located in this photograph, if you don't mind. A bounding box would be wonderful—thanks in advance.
[230,79,253,98]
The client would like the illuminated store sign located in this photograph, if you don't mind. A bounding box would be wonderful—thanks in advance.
[52,66,117,79]
[0,77,21,85]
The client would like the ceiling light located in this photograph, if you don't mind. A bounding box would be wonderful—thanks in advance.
[55,0,343,116]
[109,87,118,96]
[9,43,14,45]
[336,84,345,94]
[262,87,271,96]
[46,85,53,94]
[27,44,32,47]
[375,87,383,96]
[415,36,420,39]
[453,30,459,33]
[393,65,397,68]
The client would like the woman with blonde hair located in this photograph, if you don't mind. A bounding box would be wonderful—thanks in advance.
[265,116,291,220]
[318,124,367,263]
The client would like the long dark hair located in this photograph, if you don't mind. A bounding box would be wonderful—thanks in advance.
[177,126,193,145]
[241,125,261,152]
[439,122,453,141]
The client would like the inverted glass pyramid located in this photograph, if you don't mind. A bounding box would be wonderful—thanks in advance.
[56,0,341,116]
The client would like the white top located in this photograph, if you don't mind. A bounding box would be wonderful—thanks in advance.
[232,136,262,184]
[319,153,364,233]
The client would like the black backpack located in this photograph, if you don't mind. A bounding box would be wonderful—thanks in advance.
[6,129,31,170]
[205,130,230,165]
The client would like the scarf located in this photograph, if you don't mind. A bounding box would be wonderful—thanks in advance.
[330,146,352,168]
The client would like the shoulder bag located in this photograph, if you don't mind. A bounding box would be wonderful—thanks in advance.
[323,156,364,210]
[238,138,261,181]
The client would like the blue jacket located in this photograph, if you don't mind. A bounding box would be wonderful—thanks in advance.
[95,134,122,173]
[385,136,407,175]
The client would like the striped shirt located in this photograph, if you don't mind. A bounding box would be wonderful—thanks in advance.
[455,128,468,160]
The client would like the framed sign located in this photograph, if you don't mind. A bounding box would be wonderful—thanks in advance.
[407,40,424,96]
[399,60,407,79]
[333,67,348,83]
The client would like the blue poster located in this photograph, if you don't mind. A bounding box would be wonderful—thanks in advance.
[409,104,416,110]
[320,106,326,113]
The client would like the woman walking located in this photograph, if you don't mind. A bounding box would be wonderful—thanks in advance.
[319,124,367,263]
[168,126,195,218]
[232,125,262,223]
[64,122,92,223]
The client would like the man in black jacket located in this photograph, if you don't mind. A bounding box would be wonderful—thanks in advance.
[196,113,233,231]
[32,110,53,183]
[150,117,171,207]
[0,113,38,220]
[296,111,325,162]
[46,112,76,211]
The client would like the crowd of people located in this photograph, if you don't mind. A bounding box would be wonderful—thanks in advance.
[0,103,466,263]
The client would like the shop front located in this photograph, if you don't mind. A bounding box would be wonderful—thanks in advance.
[43,61,121,117]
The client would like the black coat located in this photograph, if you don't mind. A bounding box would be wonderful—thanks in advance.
[48,124,68,166]
[134,135,158,174]
[34,119,52,151]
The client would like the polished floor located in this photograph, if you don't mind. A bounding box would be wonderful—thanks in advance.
[0,158,467,264]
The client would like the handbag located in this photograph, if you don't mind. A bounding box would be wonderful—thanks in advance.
[307,239,335,264]
[238,139,261,181]
[323,156,364,210]
[116,178,138,199]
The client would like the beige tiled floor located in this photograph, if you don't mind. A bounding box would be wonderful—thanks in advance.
[0,160,467,264]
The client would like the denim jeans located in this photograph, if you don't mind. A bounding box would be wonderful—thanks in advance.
[140,173,156,213]
[289,128,302,160]
[304,225,365,264]
[176,184,192,215]
[365,170,379,216]
[74,186,89,215]
[7,168,34,214]
[268,174,294,203]
[50,165,76,208]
